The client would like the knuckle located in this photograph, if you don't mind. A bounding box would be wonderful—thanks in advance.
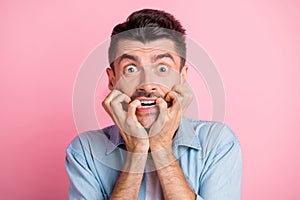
[173,84,180,90]
[128,102,135,110]
[110,101,118,108]
[161,100,168,107]
[112,89,121,95]
[102,100,109,108]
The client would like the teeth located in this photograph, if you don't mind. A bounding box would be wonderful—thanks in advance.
[140,100,155,104]
[140,100,156,107]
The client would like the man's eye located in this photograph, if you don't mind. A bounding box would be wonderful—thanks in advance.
[124,65,138,74]
[157,64,169,73]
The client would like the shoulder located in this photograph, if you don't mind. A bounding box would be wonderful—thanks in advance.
[183,118,240,157]
[66,125,117,156]
[183,118,238,142]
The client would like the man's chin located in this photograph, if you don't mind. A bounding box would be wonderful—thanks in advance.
[137,114,158,129]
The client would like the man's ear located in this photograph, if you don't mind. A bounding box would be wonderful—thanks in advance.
[180,65,188,83]
[106,68,116,90]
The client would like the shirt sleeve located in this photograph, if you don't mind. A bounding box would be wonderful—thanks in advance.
[65,137,108,200]
[198,124,242,200]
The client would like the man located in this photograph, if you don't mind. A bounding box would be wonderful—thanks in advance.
[66,9,242,200]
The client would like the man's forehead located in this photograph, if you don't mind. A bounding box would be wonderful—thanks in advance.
[115,39,178,58]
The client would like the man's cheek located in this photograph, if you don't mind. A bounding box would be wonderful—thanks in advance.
[115,78,139,97]
[156,72,181,90]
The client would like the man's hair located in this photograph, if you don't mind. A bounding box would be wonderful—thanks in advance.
[108,9,186,72]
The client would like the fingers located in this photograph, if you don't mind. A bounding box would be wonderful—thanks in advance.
[111,92,131,108]
[165,91,181,114]
[172,84,193,101]
[102,90,119,113]
[148,98,167,137]
[103,90,130,108]
[169,84,193,113]
[156,98,168,131]
[102,90,131,120]
[156,97,168,117]
[128,99,141,122]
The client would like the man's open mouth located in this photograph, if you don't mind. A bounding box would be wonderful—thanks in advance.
[140,100,156,107]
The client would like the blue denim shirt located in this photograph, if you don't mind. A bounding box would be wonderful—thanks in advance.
[66,118,242,199]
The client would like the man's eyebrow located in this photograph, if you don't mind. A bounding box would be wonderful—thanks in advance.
[118,54,138,64]
[153,53,175,63]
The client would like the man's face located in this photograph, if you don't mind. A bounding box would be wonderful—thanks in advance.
[107,38,188,128]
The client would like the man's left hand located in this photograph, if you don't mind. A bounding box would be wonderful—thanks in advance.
[148,83,193,151]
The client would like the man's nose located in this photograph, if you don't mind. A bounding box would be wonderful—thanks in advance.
[136,68,158,93]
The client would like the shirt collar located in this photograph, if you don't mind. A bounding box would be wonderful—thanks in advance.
[173,118,201,150]
[105,126,125,155]
[105,118,201,155]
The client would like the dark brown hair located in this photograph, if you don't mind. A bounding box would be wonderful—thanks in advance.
[108,9,186,71]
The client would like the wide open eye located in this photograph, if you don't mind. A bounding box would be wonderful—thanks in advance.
[157,64,169,73]
[124,65,138,74]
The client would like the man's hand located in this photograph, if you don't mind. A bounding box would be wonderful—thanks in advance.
[103,90,149,199]
[148,84,196,200]
[149,83,193,151]
[102,90,149,153]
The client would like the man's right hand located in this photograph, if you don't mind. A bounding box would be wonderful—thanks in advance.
[102,90,149,153]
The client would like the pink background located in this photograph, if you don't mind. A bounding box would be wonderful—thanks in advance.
[1,0,300,199]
